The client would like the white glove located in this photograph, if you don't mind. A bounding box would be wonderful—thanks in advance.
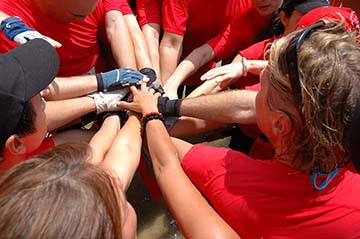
[90,88,129,114]
[14,31,61,47]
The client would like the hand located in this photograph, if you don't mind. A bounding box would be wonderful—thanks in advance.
[90,88,129,114]
[163,84,179,100]
[96,68,145,92]
[118,82,160,115]
[0,16,62,47]
[140,67,165,95]
[200,61,246,88]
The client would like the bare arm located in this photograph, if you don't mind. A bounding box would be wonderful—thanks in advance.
[120,84,240,238]
[46,75,98,100]
[141,23,161,78]
[45,96,96,131]
[159,31,184,85]
[124,14,153,70]
[179,89,257,125]
[164,43,215,99]
[88,115,120,164]
[101,114,142,191]
[105,10,137,69]
[200,54,267,89]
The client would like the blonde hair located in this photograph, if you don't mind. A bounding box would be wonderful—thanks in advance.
[0,142,125,238]
[267,21,360,172]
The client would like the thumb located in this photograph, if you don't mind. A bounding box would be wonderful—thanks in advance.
[117,101,132,110]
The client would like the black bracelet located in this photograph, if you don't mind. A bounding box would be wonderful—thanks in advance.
[157,96,182,117]
[141,112,165,129]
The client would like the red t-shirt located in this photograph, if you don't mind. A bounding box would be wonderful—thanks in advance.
[0,0,123,76]
[162,0,252,86]
[121,0,134,15]
[207,7,270,62]
[136,0,162,26]
[182,144,360,238]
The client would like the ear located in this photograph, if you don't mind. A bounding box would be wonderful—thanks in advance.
[4,135,27,155]
[271,112,293,137]
[279,11,288,27]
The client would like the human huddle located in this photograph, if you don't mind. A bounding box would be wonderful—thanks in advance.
[0,0,360,238]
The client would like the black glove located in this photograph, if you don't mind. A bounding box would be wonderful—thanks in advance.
[140,67,165,95]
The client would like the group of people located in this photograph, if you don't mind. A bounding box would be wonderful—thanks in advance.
[0,0,360,238]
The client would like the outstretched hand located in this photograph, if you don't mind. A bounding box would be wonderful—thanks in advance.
[200,61,245,88]
[118,82,161,115]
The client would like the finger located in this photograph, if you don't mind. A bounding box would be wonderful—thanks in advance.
[40,88,50,97]
[129,85,138,95]
[46,38,62,48]
[117,101,134,111]
[148,88,155,94]
[140,82,147,91]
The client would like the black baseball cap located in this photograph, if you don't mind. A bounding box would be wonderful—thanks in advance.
[280,0,330,16]
[0,39,59,151]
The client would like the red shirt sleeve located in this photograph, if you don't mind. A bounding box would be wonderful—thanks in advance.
[102,0,126,13]
[239,38,275,60]
[136,0,162,26]
[162,0,188,35]
[207,8,270,61]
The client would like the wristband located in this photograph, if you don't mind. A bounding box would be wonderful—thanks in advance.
[141,112,165,129]
[96,73,104,92]
[157,96,182,117]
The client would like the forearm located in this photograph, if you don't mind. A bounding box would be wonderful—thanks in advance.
[106,10,137,69]
[180,89,257,124]
[46,75,98,100]
[146,120,239,238]
[232,54,267,76]
[45,96,96,131]
[102,114,142,191]
[124,15,153,70]
[165,44,215,91]
[141,23,161,78]
[159,32,183,84]
[89,115,121,164]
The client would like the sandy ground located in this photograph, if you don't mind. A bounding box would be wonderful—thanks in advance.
[126,136,231,238]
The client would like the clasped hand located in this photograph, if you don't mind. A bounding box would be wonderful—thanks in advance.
[118,82,161,115]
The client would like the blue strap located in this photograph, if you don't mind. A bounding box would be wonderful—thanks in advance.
[310,167,339,190]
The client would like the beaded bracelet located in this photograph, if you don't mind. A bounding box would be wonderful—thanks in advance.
[141,112,165,129]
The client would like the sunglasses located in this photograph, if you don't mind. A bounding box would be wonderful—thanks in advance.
[285,21,325,106]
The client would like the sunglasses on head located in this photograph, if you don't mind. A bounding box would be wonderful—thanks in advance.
[285,21,325,106]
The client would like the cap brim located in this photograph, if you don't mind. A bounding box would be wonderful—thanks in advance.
[4,39,59,100]
[295,1,330,14]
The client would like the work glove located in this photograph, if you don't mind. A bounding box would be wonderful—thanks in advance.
[90,88,129,114]
[96,68,145,92]
[0,16,61,46]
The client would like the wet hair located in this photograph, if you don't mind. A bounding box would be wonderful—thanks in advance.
[267,21,360,172]
[0,142,125,238]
